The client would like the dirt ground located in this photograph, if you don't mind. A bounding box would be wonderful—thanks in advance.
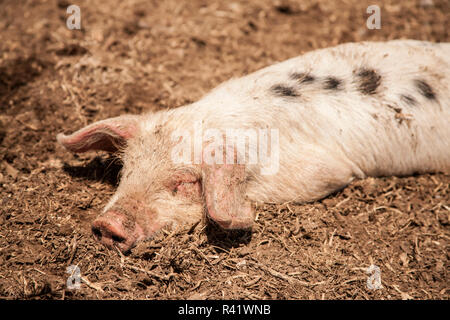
[0,0,449,300]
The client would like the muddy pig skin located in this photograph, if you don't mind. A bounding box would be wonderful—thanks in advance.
[57,40,450,252]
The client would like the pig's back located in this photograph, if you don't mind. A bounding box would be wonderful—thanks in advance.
[181,40,450,203]
[171,40,450,201]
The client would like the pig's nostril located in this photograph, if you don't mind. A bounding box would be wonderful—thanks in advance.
[91,211,144,252]
[92,227,102,240]
[91,219,128,246]
[111,234,125,243]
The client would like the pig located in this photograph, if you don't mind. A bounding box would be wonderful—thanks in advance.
[57,40,450,253]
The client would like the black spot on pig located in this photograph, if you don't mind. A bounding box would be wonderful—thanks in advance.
[323,77,342,90]
[415,79,436,100]
[401,94,418,106]
[290,72,315,84]
[356,68,381,95]
[271,84,298,97]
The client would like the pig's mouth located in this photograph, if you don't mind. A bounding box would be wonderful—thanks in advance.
[91,210,147,253]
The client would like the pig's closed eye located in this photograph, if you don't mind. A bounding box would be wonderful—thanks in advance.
[173,181,201,199]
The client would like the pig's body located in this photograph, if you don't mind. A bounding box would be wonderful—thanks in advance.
[58,40,450,252]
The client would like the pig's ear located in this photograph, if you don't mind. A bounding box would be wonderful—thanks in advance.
[57,115,139,153]
[201,147,254,230]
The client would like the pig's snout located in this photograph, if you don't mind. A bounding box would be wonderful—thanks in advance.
[91,211,145,253]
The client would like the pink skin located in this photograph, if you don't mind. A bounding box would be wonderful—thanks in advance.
[201,145,254,229]
[202,161,254,229]
[91,195,167,252]
[91,210,146,252]
[56,115,138,153]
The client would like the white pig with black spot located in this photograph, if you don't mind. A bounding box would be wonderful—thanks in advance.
[58,40,450,252]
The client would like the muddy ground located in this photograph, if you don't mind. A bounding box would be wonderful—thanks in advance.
[0,0,449,300]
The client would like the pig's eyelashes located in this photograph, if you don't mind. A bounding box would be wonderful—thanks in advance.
[174,182,189,193]
[172,181,202,199]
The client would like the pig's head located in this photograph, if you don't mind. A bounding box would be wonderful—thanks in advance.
[57,114,254,252]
